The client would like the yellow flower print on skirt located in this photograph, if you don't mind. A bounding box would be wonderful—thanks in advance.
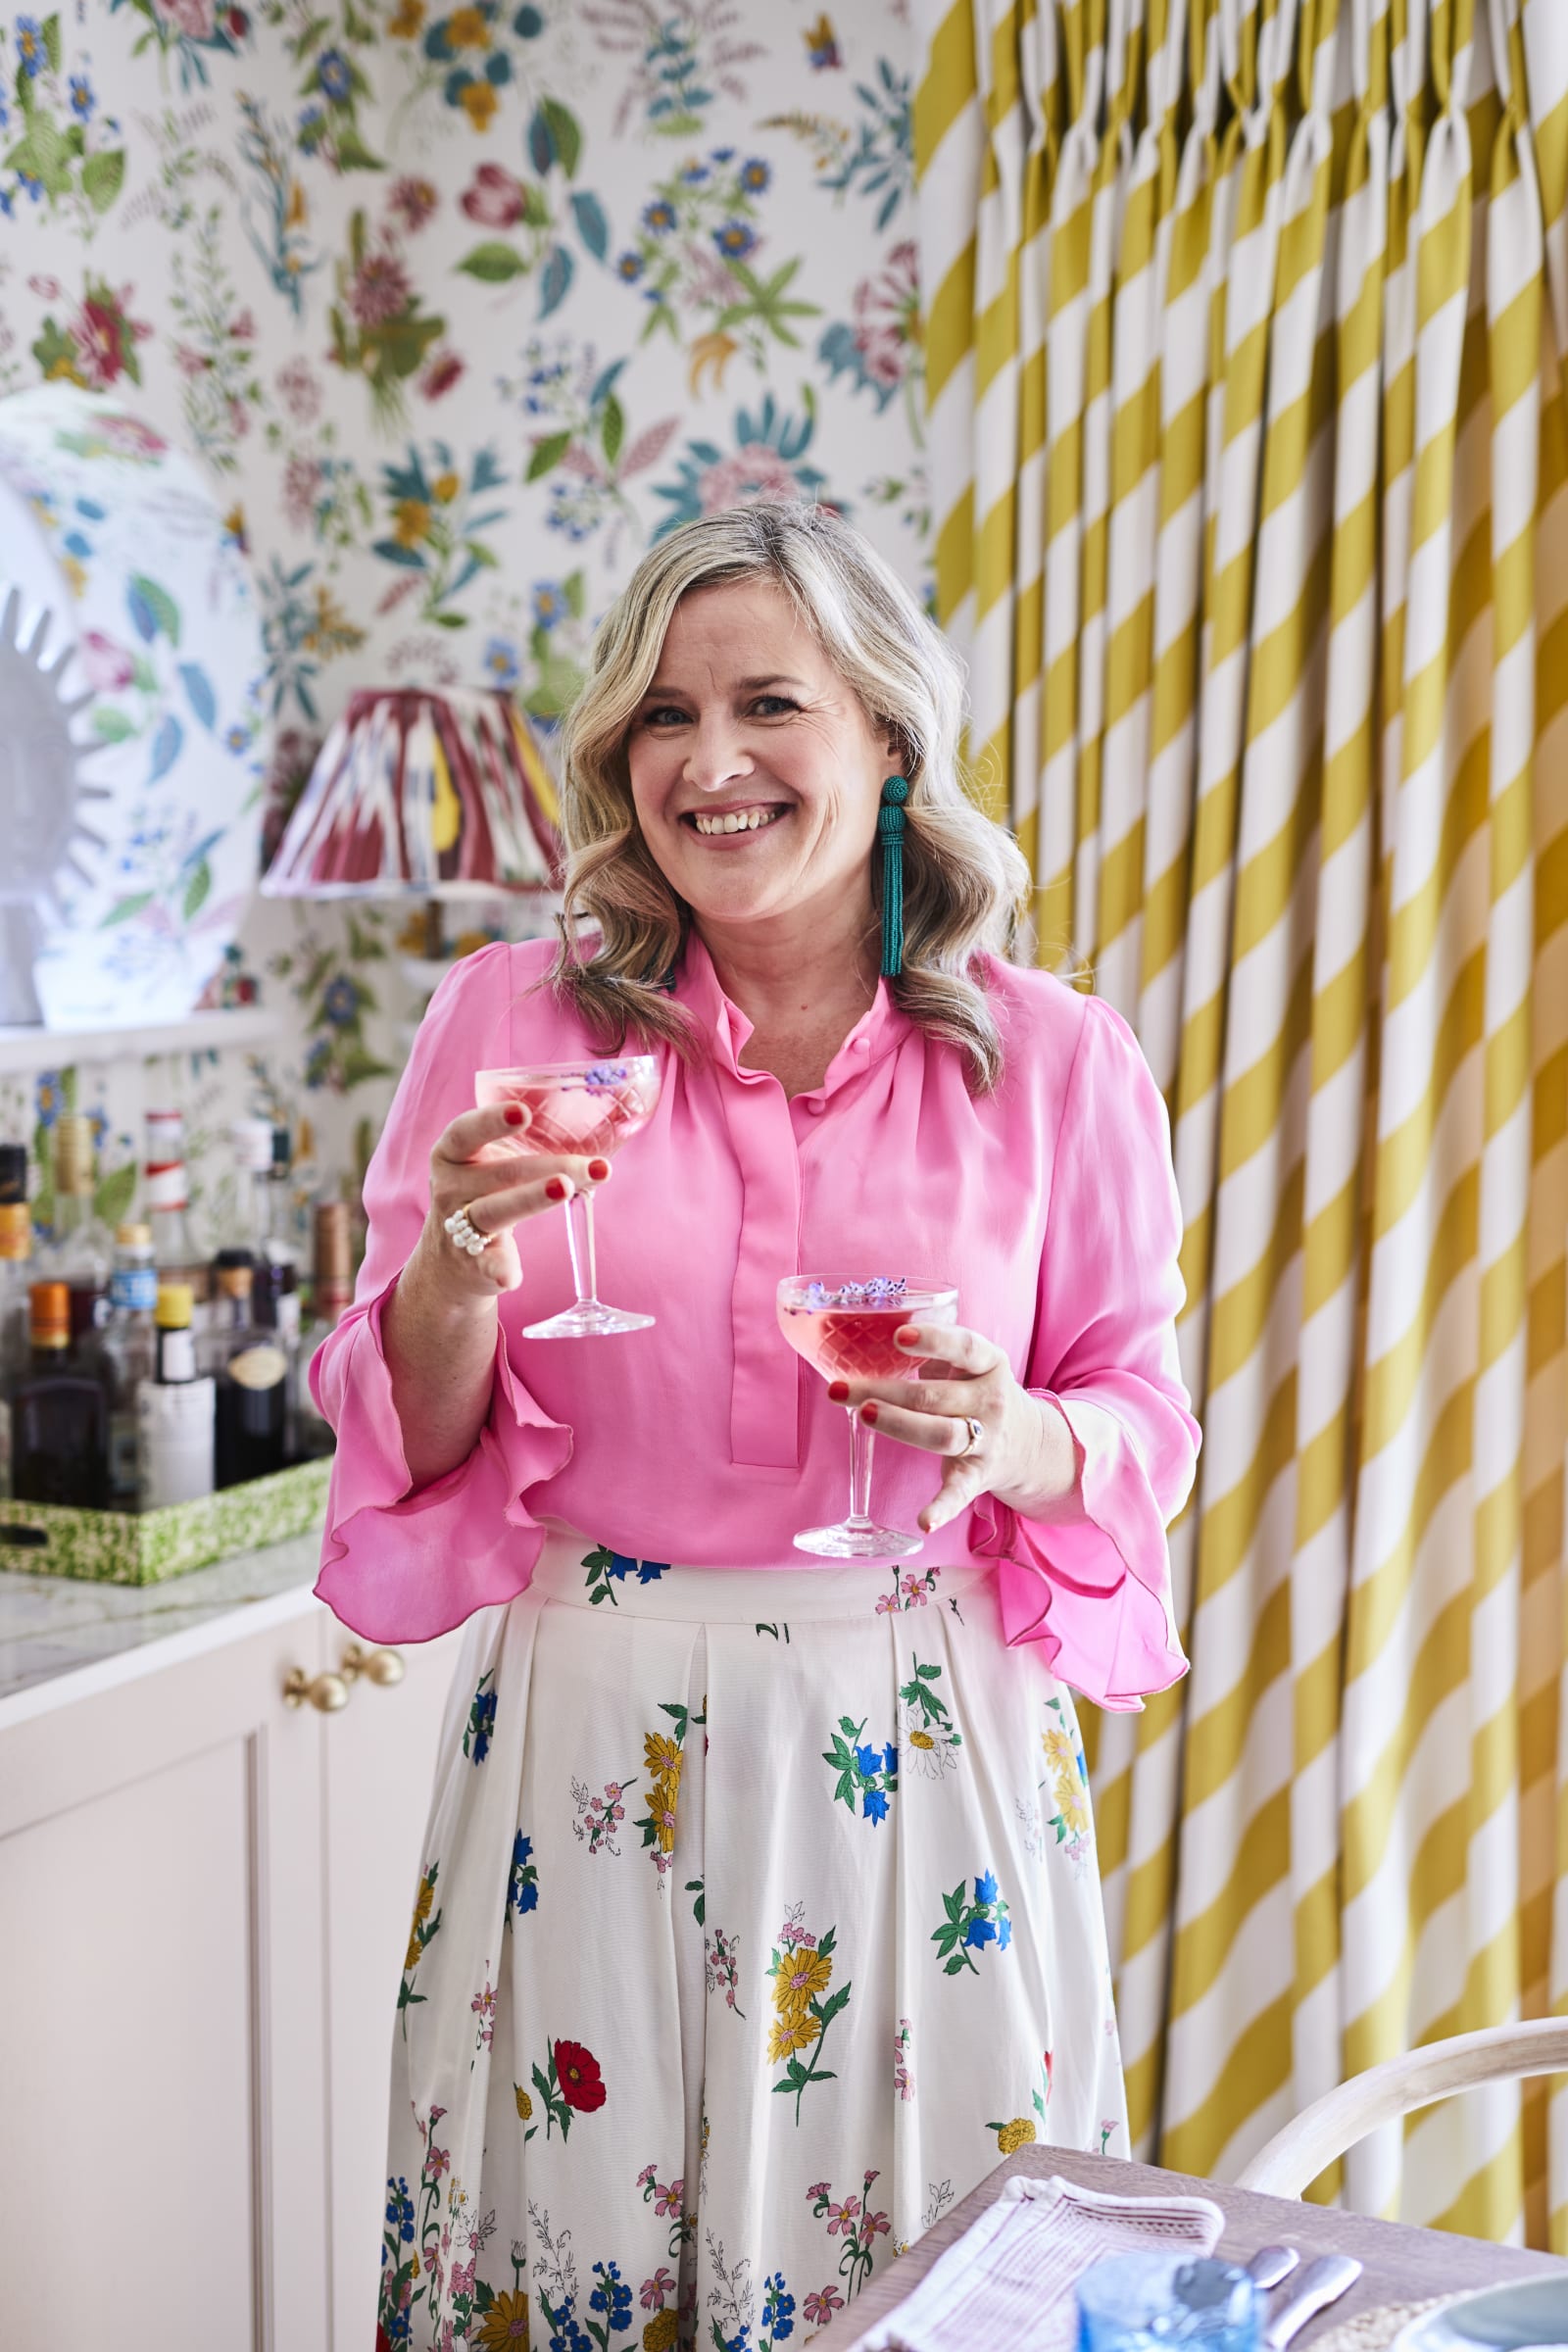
[375,1534,1125,2349]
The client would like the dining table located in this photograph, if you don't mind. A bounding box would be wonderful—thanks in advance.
[816,2143,1568,2347]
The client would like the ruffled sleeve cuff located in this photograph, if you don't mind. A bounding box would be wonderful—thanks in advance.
[311,1280,573,1645]
[970,1390,1190,1712]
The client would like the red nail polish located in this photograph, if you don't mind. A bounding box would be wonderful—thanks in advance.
[827,1380,849,1403]
[545,1175,568,1201]
[895,1325,918,1346]
[504,1103,525,1126]
[587,1157,611,1182]
[860,1401,879,1425]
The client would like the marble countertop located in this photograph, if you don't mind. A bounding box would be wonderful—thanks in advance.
[0,1529,324,1710]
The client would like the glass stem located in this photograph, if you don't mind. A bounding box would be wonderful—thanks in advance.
[563,1189,601,1308]
[846,1404,876,1531]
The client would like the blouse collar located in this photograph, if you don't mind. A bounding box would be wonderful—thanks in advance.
[673,928,910,1098]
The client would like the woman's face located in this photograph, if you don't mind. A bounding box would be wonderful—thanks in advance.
[624,577,897,940]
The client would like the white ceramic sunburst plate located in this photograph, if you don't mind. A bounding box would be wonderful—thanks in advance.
[0,383,270,1029]
[1394,2278,1568,2352]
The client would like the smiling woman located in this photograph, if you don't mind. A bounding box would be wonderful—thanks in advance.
[553,501,1030,1092]
[315,498,1200,2325]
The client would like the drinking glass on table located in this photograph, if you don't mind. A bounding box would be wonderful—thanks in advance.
[777,1272,959,1557]
[475,1057,662,1338]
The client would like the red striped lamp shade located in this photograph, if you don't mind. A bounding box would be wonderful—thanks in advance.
[261,687,564,898]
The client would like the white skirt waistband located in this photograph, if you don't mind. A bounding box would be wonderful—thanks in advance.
[527,1523,986,1623]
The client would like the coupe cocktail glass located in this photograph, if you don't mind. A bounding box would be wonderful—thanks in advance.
[777,1272,959,1557]
[475,1056,662,1338]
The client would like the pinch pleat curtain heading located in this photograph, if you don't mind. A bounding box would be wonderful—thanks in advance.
[914,0,1568,2245]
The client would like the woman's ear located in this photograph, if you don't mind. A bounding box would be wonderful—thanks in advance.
[883,723,913,777]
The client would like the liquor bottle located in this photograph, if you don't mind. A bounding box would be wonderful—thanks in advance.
[0,1142,26,1205]
[11,1279,110,1507]
[293,1200,354,1460]
[228,1118,275,1254]
[0,1200,32,1498]
[95,1222,159,1508]
[138,1284,217,1508]
[202,1250,287,1488]
[143,1110,211,1316]
[47,1112,114,1348]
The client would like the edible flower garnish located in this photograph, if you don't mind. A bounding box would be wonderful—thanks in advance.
[803,1277,907,1308]
[582,1061,630,1090]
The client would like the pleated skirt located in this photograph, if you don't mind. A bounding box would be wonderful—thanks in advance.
[376,1530,1127,2352]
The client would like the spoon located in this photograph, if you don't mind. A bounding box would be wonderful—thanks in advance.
[1247,2248,1301,2292]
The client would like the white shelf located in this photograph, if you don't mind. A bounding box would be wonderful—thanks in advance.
[0,1005,285,1076]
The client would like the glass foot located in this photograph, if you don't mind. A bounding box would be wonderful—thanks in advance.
[792,1520,924,1559]
[522,1301,656,1339]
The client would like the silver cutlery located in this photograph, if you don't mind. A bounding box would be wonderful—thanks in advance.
[1262,2254,1364,2351]
[1247,2247,1301,2292]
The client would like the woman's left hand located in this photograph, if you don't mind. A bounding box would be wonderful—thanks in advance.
[826,1321,1079,1536]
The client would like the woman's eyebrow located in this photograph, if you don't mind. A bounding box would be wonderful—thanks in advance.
[637,672,810,703]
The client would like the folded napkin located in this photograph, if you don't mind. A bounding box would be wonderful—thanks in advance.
[845,2173,1226,2352]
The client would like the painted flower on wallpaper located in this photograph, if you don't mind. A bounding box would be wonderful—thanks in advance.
[819,238,918,414]
[499,337,678,561]
[651,392,835,538]
[1,16,125,232]
[233,91,321,318]
[615,144,817,392]
[762,54,912,227]
[371,440,509,629]
[804,11,841,70]
[455,98,611,321]
[169,205,268,473]
[481,562,590,722]
[326,205,446,431]
[277,438,372,551]
[110,0,250,90]
[413,0,546,132]
[272,911,397,1094]
[579,0,763,139]
[28,271,151,391]
[283,8,384,173]
[258,552,368,719]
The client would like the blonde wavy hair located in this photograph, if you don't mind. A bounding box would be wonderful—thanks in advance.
[552,502,1031,1091]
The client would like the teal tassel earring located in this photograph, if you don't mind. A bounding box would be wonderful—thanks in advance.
[878,776,908,978]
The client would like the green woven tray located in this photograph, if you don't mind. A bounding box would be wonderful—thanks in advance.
[0,1455,332,1584]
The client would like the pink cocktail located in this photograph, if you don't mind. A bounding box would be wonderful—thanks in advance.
[477,1056,662,1338]
[777,1273,959,1557]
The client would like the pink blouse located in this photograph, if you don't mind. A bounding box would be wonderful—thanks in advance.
[311,933,1200,1711]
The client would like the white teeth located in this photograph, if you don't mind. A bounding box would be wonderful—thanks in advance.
[693,806,784,835]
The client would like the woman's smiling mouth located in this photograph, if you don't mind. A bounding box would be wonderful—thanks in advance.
[686,805,789,836]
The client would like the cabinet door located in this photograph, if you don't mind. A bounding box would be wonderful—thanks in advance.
[318,1609,468,2352]
[0,1598,332,2352]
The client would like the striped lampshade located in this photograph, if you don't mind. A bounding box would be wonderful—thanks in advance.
[261,687,564,898]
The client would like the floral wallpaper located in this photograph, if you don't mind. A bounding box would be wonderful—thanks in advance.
[0,0,924,1213]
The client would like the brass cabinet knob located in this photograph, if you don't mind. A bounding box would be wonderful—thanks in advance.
[282,1667,351,1713]
[340,1642,406,1689]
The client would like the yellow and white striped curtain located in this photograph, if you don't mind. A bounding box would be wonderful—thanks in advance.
[915,0,1568,2244]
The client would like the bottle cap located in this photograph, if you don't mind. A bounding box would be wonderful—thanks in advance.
[231,1117,275,1173]
[116,1221,153,1248]
[0,1202,30,1261]
[145,1107,185,1143]
[28,1280,71,1348]
[54,1111,93,1197]
[0,1142,26,1204]
[156,1284,194,1329]
[215,1246,257,1269]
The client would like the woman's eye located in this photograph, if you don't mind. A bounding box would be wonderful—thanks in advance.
[641,706,689,728]
[751,695,799,717]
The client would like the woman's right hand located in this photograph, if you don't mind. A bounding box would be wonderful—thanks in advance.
[412,1101,607,1300]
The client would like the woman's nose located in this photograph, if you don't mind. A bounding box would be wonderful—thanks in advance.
[683,716,755,793]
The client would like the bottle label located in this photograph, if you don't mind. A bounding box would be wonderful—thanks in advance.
[226,1343,288,1392]
[158,1327,197,1384]
[111,1266,159,1313]
[277,1294,302,1346]
[138,1375,216,1508]
[145,1163,189,1212]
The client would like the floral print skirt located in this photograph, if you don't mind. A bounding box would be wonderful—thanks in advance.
[378,1531,1127,2352]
